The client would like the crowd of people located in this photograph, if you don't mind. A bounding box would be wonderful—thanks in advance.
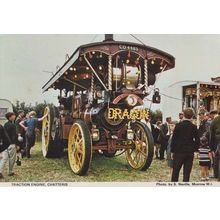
[150,108,220,182]
[0,110,48,179]
[1,106,220,182]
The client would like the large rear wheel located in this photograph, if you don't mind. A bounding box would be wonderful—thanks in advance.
[125,121,154,171]
[68,120,92,175]
[42,105,63,158]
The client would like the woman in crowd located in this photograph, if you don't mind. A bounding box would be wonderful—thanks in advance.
[153,121,162,159]
[166,121,177,176]
[19,111,48,158]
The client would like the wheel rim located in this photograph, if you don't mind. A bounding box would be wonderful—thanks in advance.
[68,123,86,173]
[125,123,149,169]
[42,107,50,157]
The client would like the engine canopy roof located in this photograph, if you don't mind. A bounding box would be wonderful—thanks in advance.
[42,38,175,92]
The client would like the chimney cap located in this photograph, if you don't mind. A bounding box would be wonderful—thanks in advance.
[104,34,114,42]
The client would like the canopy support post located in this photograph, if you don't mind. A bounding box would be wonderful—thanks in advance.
[91,74,94,103]
[108,55,112,90]
[196,81,200,128]
[144,59,148,93]
[84,54,108,91]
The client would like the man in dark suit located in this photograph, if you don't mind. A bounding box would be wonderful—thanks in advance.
[0,124,10,154]
[0,112,17,178]
[171,108,200,182]
[15,110,25,157]
[209,112,220,180]
[198,112,209,138]
[158,117,172,160]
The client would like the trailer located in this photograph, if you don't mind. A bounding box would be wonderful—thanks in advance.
[0,99,13,125]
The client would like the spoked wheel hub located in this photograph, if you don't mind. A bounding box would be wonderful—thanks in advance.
[125,121,154,171]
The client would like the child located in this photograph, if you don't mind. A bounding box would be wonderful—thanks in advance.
[154,121,162,159]
[167,121,177,176]
[199,136,212,181]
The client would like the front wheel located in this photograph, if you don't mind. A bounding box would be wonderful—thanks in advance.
[68,120,92,175]
[125,121,154,171]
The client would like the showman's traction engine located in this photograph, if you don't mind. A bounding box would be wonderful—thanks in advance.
[41,34,175,175]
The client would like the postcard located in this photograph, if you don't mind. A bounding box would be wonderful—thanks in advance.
[0,34,220,186]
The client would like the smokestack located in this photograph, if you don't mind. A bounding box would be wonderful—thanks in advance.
[104,34,114,42]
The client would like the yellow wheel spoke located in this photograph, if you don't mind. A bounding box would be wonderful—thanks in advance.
[76,153,83,169]
[133,131,140,141]
[77,146,83,154]
[138,149,147,157]
[128,149,133,156]
[133,151,139,161]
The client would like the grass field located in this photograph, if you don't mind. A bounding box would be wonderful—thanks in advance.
[0,142,214,182]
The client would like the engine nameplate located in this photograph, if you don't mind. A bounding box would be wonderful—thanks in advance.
[108,108,149,120]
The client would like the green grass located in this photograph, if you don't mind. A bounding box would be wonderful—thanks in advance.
[0,142,210,182]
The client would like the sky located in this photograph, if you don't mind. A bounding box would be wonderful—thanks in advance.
[1,34,220,120]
